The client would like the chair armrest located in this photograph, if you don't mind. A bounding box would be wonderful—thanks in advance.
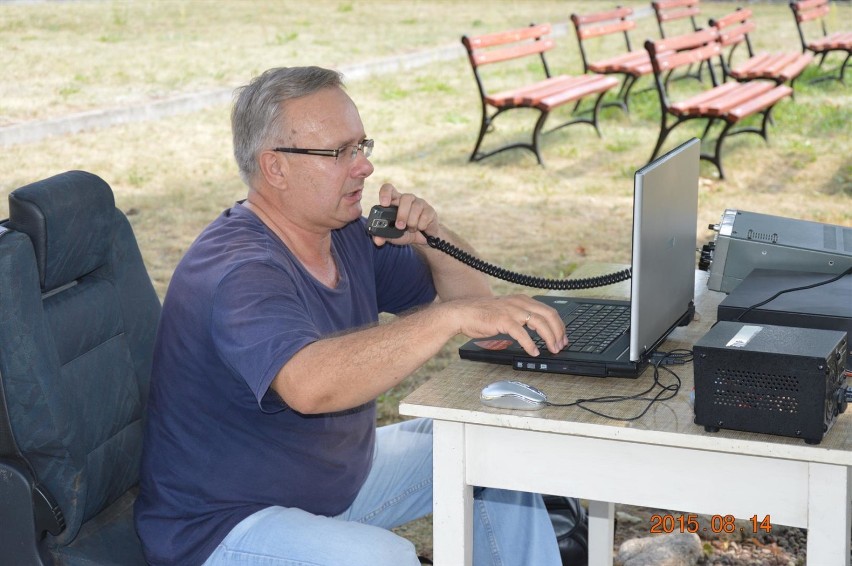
[0,457,52,566]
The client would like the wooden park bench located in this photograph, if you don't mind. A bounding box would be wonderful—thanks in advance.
[644,28,793,179]
[570,6,658,112]
[710,7,814,91]
[789,0,851,83]
[461,23,619,165]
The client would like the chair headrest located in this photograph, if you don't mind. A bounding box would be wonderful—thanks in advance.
[8,171,116,292]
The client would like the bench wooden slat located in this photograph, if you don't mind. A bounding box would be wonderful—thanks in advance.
[669,82,741,115]
[471,39,554,67]
[572,6,633,26]
[714,7,752,28]
[796,3,830,23]
[587,50,650,75]
[728,85,793,120]
[808,32,852,52]
[465,24,552,50]
[655,42,720,71]
[697,81,775,116]
[717,21,756,47]
[795,0,827,10]
[658,7,700,23]
[654,0,698,9]
[485,76,571,107]
[654,28,718,54]
[521,74,606,105]
[731,52,813,81]
[535,76,620,110]
[578,19,635,41]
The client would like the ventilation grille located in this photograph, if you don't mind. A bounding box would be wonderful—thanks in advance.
[824,225,837,251]
[746,229,778,243]
[822,225,852,253]
[712,369,800,413]
[712,389,799,413]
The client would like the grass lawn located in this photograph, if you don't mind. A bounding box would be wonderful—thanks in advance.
[1,0,849,560]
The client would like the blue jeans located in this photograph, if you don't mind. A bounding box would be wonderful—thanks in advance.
[202,418,561,566]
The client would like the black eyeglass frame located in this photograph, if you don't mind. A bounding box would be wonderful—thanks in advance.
[272,139,374,161]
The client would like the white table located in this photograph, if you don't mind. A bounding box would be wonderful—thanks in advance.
[400,268,851,565]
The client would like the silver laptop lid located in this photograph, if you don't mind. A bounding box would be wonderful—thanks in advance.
[629,138,700,360]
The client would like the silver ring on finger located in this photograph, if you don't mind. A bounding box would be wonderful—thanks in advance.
[524,312,532,324]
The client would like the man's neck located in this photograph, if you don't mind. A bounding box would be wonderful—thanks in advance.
[243,197,339,288]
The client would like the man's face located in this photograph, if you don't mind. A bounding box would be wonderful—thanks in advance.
[273,86,374,231]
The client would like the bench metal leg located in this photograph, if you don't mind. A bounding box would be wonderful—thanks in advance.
[468,106,495,162]
[648,113,674,164]
[708,120,736,180]
[809,51,851,84]
[530,111,549,165]
[610,75,636,114]
[649,114,731,179]
[592,75,634,115]
[470,106,549,165]
[546,90,609,139]
[703,105,779,180]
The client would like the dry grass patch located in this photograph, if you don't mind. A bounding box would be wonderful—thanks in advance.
[1,0,849,560]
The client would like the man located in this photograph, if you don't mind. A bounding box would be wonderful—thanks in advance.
[135,66,567,566]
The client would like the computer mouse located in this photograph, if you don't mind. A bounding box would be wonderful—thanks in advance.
[480,380,549,410]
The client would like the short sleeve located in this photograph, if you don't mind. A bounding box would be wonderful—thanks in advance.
[211,262,318,412]
[370,240,436,314]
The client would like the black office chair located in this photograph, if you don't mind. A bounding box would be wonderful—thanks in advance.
[0,171,160,565]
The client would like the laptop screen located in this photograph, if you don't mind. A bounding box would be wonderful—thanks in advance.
[629,138,700,360]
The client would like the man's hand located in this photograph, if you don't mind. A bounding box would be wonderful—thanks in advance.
[443,294,569,357]
[370,183,439,247]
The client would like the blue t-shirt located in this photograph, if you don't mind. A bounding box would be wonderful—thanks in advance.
[134,204,436,566]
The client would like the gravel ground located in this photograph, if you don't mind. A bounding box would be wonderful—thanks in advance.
[396,502,812,565]
[614,505,808,566]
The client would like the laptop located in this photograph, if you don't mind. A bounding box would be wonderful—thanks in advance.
[458,138,700,378]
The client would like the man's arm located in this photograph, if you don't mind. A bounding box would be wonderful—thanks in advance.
[371,183,491,301]
[274,293,567,414]
[413,224,491,301]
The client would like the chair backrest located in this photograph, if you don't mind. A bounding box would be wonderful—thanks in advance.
[710,7,757,58]
[461,23,556,99]
[790,0,831,52]
[645,27,721,74]
[652,0,702,38]
[0,171,160,563]
[462,23,555,69]
[570,6,636,72]
[644,28,721,107]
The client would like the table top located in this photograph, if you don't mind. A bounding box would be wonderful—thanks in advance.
[400,265,852,465]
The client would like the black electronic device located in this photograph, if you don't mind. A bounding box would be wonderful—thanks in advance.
[693,321,847,444]
[366,205,405,239]
[716,268,852,367]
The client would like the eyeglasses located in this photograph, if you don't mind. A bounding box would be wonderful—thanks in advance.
[272,139,374,163]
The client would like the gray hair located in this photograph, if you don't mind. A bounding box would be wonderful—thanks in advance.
[231,66,344,186]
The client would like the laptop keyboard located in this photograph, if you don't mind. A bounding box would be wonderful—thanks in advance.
[533,303,629,354]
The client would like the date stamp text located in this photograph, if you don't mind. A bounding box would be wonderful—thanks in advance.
[649,514,772,534]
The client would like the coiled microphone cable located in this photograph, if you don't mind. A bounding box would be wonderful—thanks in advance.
[422,233,631,290]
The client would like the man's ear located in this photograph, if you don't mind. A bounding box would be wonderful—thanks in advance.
[258,150,288,190]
